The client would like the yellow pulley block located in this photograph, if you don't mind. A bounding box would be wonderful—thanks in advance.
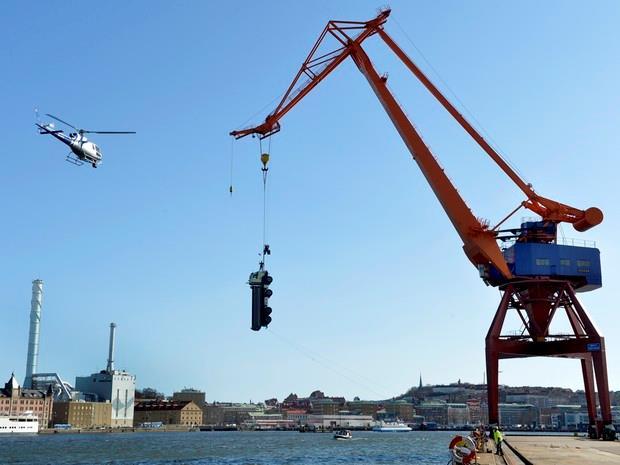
[261,153,270,168]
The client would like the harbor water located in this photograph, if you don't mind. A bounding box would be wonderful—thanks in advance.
[0,430,461,465]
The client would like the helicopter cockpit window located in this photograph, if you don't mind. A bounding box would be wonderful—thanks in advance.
[94,145,101,154]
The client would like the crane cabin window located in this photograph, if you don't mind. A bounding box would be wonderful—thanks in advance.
[535,258,550,266]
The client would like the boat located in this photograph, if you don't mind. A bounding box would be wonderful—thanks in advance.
[372,420,412,432]
[0,412,39,434]
[334,429,352,440]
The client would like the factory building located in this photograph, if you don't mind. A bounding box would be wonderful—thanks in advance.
[0,374,54,428]
[75,323,136,427]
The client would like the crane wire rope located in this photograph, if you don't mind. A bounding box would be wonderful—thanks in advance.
[258,136,271,269]
[391,17,531,187]
[229,137,235,196]
[266,327,392,400]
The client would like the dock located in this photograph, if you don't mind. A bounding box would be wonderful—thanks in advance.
[503,435,620,465]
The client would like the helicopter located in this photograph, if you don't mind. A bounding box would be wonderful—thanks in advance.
[35,112,135,168]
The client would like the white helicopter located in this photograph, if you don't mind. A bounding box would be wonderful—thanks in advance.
[36,112,135,168]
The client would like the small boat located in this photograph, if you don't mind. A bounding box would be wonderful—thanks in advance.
[372,420,412,432]
[334,429,352,440]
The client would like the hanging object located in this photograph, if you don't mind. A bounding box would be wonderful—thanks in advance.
[261,152,270,169]
[229,138,235,196]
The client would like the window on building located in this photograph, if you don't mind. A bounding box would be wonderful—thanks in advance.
[560,259,570,266]
[577,260,591,267]
[535,258,550,266]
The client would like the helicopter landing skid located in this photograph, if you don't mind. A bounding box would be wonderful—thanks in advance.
[65,153,84,166]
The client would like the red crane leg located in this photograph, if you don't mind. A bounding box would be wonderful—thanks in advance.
[485,287,512,426]
[592,344,612,425]
[580,356,597,436]
[486,348,500,426]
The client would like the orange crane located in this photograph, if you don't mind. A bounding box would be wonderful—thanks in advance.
[231,9,615,439]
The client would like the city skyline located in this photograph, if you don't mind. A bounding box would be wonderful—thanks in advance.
[1,0,619,401]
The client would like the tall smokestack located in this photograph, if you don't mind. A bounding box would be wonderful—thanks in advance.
[106,322,116,373]
[24,279,43,388]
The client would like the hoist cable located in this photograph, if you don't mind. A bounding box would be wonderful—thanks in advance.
[229,137,235,196]
[266,327,391,399]
[257,137,269,268]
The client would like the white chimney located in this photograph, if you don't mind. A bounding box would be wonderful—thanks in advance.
[24,279,43,388]
[106,322,116,373]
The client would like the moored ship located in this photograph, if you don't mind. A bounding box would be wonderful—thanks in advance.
[372,420,412,432]
[0,413,39,434]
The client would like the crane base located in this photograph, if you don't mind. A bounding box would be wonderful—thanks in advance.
[485,279,614,439]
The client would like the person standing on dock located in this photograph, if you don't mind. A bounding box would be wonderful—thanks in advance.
[492,427,504,456]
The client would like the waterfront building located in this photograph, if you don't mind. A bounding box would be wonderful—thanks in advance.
[243,412,296,430]
[203,403,263,426]
[308,414,373,429]
[346,400,380,418]
[310,397,346,415]
[0,374,53,428]
[415,401,448,425]
[466,399,482,424]
[172,388,206,407]
[283,409,309,425]
[172,388,206,423]
[505,394,550,409]
[384,400,415,421]
[75,371,135,427]
[498,403,539,427]
[446,403,470,426]
[52,401,112,428]
[134,400,202,426]
[547,405,590,430]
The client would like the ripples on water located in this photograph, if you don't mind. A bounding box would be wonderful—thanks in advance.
[0,431,459,465]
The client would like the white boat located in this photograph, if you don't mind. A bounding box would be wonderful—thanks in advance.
[0,412,39,434]
[372,420,412,432]
[334,429,352,440]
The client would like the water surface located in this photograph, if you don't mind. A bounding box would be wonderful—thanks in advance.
[0,430,460,465]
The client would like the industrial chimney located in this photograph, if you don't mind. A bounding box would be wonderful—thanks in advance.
[24,279,43,389]
[106,322,116,373]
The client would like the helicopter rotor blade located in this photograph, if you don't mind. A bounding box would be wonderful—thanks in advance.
[81,130,136,135]
[45,114,78,131]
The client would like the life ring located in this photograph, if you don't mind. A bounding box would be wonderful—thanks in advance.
[448,435,476,465]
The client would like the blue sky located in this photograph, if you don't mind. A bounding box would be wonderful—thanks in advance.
[1,1,619,402]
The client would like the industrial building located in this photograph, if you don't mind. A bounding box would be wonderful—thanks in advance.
[75,323,136,427]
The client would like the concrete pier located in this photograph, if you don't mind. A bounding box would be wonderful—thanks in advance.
[503,435,620,465]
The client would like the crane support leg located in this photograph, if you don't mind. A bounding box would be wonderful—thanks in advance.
[485,280,615,439]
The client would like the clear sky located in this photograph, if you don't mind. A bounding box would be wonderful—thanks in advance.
[1,1,619,402]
